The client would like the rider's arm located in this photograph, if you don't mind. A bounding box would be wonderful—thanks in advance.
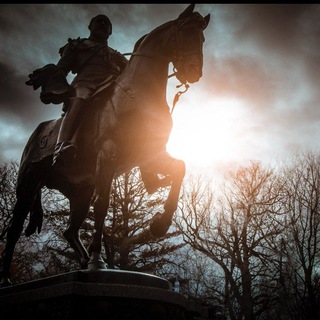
[116,52,128,73]
[57,38,81,75]
[108,47,128,73]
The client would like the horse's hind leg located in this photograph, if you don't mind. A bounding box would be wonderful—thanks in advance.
[0,178,41,286]
[149,155,186,237]
[63,188,92,268]
[24,190,43,237]
[89,140,117,270]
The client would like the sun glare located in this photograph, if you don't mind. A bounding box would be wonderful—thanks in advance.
[167,96,245,168]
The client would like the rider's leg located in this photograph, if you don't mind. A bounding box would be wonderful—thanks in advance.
[52,87,92,167]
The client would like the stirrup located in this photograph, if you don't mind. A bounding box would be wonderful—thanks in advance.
[52,141,77,167]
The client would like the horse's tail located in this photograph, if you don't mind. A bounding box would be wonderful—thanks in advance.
[24,190,43,237]
[17,118,61,237]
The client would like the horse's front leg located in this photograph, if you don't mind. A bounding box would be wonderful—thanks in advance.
[149,155,186,237]
[63,187,93,269]
[89,140,117,270]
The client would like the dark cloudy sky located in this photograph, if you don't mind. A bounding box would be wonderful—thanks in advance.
[1,4,320,177]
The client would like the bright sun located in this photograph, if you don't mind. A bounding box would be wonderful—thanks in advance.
[167,94,245,168]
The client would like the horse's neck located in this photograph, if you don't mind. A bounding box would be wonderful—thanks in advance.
[119,50,169,109]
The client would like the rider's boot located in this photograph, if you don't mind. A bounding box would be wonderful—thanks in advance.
[52,97,88,168]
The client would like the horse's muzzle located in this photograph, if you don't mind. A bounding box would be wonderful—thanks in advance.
[186,64,202,83]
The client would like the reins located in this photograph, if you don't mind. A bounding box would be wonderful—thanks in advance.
[171,81,189,115]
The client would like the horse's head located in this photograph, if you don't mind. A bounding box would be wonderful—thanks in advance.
[129,4,209,86]
[171,4,210,84]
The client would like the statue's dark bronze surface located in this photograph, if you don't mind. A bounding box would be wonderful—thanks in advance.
[0,4,210,286]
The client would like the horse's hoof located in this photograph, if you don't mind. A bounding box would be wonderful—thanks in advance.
[88,252,107,270]
[25,224,37,237]
[0,277,13,287]
[80,258,89,269]
[150,212,172,237]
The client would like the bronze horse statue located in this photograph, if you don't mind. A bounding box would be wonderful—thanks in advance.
[0,4,210,286]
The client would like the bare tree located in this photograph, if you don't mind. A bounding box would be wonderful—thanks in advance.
[279,152,320,320]
[103,168,185,272]
[0,161,19,240]
[176,162,286,320]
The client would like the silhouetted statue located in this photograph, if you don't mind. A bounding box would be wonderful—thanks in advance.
[0,4,210,286]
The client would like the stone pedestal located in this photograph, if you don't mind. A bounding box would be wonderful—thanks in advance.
[0,270,209,320]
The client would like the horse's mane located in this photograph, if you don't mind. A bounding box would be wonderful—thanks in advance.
[133,34,148,52]
[132,20,174,53]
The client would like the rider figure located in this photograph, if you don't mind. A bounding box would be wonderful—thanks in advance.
[26,14,170,193]
[42,14,128,167]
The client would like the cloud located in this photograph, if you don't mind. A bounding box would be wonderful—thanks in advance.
[0,4,319,173]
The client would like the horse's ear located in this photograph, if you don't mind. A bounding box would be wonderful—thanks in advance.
[203,14,210,29]
[178,4,195,19]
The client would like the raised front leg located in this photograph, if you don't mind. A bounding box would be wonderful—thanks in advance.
[89,140,117,270]
[140,169,172,194]
[148,154,186,237]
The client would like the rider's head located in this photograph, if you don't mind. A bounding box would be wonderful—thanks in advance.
[88,14,112,37]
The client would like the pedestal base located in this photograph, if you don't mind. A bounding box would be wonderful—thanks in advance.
[0,270,209,319]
